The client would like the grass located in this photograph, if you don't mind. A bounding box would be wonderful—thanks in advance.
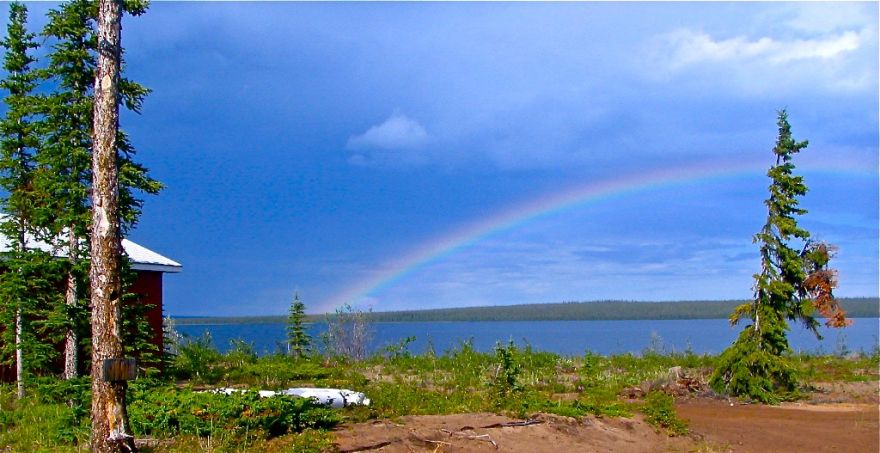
[795,350,880,383]
[0,389,88,451]
[1,340,876,452]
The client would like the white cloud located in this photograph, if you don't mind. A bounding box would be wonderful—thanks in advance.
[660,29,862,70]
[782,3,875,34]
[347,112,429,150]
[643,14,876,96]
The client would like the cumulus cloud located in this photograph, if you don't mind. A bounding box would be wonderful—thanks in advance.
[347,112,429,150]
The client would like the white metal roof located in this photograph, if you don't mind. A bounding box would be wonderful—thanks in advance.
[122,239,182,273]
[0,216,181,273]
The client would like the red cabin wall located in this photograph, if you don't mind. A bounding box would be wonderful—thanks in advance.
[0,269,165,381]
[128,270,165,359]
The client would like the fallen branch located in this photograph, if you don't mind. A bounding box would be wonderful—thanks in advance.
[439,429,499,449]
[480,419,543,429]
[409,432,452,447]
[339,440,393,452]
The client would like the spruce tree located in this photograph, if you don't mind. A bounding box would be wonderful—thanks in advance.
[287,292,312,358]
[38,0,160,379]
[38,0,97,379]
[0,1,54,399]
[710,110,849,403]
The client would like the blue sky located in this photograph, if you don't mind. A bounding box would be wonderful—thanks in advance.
[5,2,878,315]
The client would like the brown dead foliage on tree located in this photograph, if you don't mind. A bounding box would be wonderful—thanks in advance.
[803,242,850,328]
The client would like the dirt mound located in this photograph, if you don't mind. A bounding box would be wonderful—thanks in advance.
[333,412,700,452]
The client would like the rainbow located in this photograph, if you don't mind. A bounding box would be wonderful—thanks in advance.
[317,158,872,314]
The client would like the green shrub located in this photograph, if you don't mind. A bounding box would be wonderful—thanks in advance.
[127,382,339,440]
[381,335,416,362]
[490,341,522,400]
[226,358,332,387]
[173,332,222,382]
[640,391,688,436]
[224,338,258,368]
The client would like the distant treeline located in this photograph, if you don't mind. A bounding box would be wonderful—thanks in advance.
[172,297,879,325]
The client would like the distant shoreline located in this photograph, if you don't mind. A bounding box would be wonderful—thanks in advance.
[170,297,879,325]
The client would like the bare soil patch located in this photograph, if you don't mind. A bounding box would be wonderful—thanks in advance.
[333,380,879,452]
[676,398,878,453]
[675,380,878,453]
[333,412,703,452]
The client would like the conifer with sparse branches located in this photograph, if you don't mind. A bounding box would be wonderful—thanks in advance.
[710,110,849,403]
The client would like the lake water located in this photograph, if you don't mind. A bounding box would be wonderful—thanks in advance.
[177,318,880,357]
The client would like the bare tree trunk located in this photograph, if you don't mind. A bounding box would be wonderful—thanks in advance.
[90,0,134,451]
[64,232,79,380]
[15,307,23,399]
[15,228,25,399]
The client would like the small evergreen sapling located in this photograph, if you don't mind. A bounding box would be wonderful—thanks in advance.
[286,292,312,358]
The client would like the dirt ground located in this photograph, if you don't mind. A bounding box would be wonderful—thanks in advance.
[332,381,879,453]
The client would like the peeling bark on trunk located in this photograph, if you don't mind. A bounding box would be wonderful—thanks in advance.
[12,126,27,399]
[64,232,79,380]
[15,307,23,399]
[90,0,134,451]
[15,226,25,399]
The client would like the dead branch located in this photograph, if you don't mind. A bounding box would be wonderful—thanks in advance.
[339,440,393,452]
[480,419,543,428]
[439,429,499,449]
[409,432,452,447]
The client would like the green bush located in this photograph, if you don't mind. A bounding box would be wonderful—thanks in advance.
[640,391,688,436]
[127,382,339,440]
[230,356,332,384]
[381,335,416,362]
[224,338,258,368]
[490,341,523,401]
[173,332,223,382]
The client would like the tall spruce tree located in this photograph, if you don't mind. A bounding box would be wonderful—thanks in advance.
[710,110,849,403]
[0,1,57,399]
[39,0,94,380]
[38,0,160,379]
[287,292,311,358]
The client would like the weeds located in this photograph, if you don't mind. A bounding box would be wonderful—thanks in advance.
[0,340,875,451]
